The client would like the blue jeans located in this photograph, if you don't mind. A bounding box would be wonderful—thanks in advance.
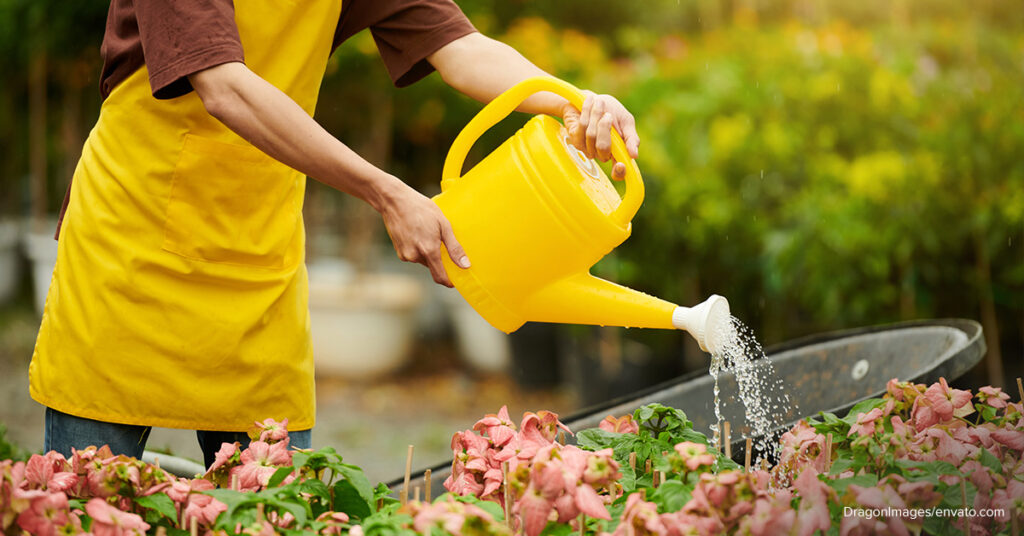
[44,407,312,468]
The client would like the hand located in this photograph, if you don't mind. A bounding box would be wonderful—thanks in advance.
[379,183,469,288]
[561,92,640,180]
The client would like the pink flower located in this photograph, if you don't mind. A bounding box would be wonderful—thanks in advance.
[793,468,832,536]
[599,415,640,435]
[24,452,75,493]
[991,429,1024,451]
[208,442,242,474]
[517,486,555,536]
[739,495,796,536]
[316,511,351,535]
[977,386,1010,409]
[673,442,716,472]
[912,379,973,432]
[520,411,572,445]
[253,418,290,443]
[921,428,970,465]
[16,491,75,536]
[583,449,620,485]
[230,439,293,491]
[474,406,518,448]
[849,408,884,437]
[85,497,150,536]
[612,493,664,536]
[990,480,1024,527]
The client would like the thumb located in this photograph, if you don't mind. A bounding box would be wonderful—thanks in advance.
[441,220,470,269]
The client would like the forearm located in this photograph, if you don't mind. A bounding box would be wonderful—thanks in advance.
[429,32,570,115]
[188,62,405,212]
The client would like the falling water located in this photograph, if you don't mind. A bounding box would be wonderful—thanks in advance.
[708,316,798,466]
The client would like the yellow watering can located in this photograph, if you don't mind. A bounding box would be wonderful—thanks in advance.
[433,77,731,354]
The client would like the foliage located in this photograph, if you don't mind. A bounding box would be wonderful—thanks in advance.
[1,381,1023,534]
[0,424,28,463]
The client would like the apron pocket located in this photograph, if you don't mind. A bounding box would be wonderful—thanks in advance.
[163,134,299,269]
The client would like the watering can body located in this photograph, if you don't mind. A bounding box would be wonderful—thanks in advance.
[433,77,680,335]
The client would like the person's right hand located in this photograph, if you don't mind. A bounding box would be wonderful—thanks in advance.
[379,183,470,288]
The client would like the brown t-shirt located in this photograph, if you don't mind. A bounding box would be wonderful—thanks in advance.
[57,0,475,237]
[100,0,476,99]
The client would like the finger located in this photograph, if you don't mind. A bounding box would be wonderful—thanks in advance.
[595,112,614,162]
[562,105,586,151]
[579,94,595,131]
[441,221,470,269]
[618,112,641,159]
[612,162,626,181]
[585,99,606,158]
[423,248,453,288]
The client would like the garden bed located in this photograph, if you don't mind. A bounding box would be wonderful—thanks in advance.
[1,377,1022,535]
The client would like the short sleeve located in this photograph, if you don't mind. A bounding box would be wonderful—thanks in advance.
[135,0,245,99]
[335,0,477,88]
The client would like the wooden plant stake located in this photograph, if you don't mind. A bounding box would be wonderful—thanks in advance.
[1011,509,1019,536]
[644,458,652,477]
[579,514,586,536]
[156,527,167,536]
[744,438,752,472]
[824,434,833,474]
[231,474,239,491]
[1017,377,1023,404]
[723,421,731,459]
[502,462,513,530]
[629,452,637,473]
[256,503,265,523]
[652,470,659,488]
[760,458,768,472]
[558,431,566,445]
[414,486,421,503]
[190,517,198,536]
[424,469,432,503]
[401,445,414,505]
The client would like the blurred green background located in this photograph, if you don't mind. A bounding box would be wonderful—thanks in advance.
[0,0,1021,396]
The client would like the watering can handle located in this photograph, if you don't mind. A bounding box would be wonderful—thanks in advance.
[441,76,644,227]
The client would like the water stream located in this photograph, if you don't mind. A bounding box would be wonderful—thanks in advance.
[708,316,798,466]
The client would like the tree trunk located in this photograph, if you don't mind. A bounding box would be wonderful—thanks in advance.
[899,261,916,320]
[975,234,1004,388]
[29,49,48,231]
[348,89,393,273]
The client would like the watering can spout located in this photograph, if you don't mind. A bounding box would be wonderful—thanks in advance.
[521,274,731,354]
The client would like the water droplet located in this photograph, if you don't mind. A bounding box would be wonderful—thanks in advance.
[708,317,799,472]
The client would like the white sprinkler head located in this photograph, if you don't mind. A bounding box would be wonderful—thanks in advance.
[671,295,731,354]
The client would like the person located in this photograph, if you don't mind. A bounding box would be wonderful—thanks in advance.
[30,0,640,468]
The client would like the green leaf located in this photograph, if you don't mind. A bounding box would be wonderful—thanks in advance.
[267,466,295,488]
[539,521,574,536]
[894,459,961,477]
[335,463,375,509]
[829,457,856,475]
[828,474,878,493]
[978,447,1001,474]
[576,429,624,452]
[300,478,331,503]
[334,479,373,519]
[650,480,692,513]
[135,493,178,522]
[841,399,887,425]
[450,494,506,520]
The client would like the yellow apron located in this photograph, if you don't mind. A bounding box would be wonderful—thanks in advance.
[30,0,342,431]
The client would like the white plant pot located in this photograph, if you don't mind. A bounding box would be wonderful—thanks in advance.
[23,224,58,315]
[0,220,21,304]
[308,265,424,379]
[445,289,512,374]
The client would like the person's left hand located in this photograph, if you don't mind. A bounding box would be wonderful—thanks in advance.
[561,91,640,180]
